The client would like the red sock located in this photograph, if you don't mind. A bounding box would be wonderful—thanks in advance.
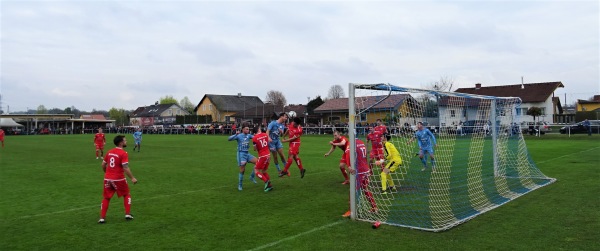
[340,167,349,180]
[255,170,269,183]
[263,172,271,181]
[124,195,131,215]
[283,158,293,173]
[296,157,304,170]
[365,190,377,209]
[96,151,99,158]
[100,198,110,218]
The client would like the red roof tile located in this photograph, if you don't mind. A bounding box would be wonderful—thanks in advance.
[454,82,564,103]
[314,94,412,113]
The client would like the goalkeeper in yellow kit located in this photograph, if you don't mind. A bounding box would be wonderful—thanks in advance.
[376,134,402,194]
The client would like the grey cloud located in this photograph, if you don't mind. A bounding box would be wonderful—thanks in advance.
[179,40,255,66]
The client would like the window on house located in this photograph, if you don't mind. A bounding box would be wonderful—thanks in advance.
[360,113,367,122]
[209,104,213,111]
[450,110,456,117]
[345,113,367,121]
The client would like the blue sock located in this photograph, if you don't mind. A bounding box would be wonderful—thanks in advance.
[431,159,435,167]
[250,171,255,179]
[238,173,243,185]
[276,164,281,171]
[421,158,427,167]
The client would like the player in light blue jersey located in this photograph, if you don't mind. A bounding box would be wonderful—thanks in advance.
[408,122,437,172]
[266,112,288,173]
[228,124,257,191]
[133,128,142,152]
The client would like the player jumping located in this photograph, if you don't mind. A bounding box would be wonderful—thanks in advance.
[279,117,306,178]
[267,112,289,174]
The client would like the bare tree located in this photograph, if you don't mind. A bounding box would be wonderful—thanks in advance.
[265,90,287,109]
[327,84,345,99]
[426,76,455,92]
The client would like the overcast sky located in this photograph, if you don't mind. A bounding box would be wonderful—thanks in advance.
[1,0,598,112]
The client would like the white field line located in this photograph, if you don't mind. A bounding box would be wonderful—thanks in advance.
[246,221,344,251]
[535,146,600,164]
[7,169,336,220]
[14,185,230,220]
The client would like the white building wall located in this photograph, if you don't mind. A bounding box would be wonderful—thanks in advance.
[439,97,556,125]
[517,99,553,123]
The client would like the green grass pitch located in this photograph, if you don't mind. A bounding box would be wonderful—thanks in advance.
[0,133,598,250]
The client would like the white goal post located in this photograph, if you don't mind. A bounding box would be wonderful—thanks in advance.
[348,83,556,231]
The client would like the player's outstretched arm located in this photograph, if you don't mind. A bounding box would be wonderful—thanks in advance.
[324,145,336,157]
[227,133,239,141]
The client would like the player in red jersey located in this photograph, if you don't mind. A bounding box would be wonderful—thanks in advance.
[280,117,306,178]
[252,126,273,192]
[94,128,106,159]
[324,130,350,184]
[374,119,388,135]
[366,126,384,166]
[0,128,5,148]
[342,138,377,217]
[98,135,138,224]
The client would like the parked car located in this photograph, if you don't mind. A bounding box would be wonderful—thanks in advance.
[521,121,551,135]
[559,120,600,134]
[462,120,489,134]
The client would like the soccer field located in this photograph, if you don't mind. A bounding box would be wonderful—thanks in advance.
[0,134,598,250]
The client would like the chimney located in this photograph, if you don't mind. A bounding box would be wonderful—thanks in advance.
[238,93,242,98]
[475,83,481,89]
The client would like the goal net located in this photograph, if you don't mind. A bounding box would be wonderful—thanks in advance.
[347,83,556,232]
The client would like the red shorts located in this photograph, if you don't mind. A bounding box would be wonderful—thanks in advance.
[370,148,384,160]
[103,179,130,198]
[95,143,105,150]
[356,172,370,190]
[288,142,301,155]
[340,151,348,164]
[255,154,271,170]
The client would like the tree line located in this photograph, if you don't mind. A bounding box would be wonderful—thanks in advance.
[12,84,346,125]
